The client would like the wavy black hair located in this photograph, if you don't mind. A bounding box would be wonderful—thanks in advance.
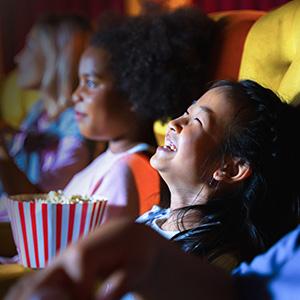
[91,7,218,122]
[172,80,300,264]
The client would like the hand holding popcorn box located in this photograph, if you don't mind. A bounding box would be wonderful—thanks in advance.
[6,191,107,269]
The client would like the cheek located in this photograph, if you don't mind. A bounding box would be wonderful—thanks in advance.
[176,139,209,177]
[81,103,116,140]
[78,117,106,140]
[18,62,42,88]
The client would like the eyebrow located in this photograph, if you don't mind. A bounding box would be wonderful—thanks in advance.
[189,105,213,116]
[199,106,213,115]
[81,72,101,77]
[80,72,108,81]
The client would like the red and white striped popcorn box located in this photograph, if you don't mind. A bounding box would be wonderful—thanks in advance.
[6,194,107,269]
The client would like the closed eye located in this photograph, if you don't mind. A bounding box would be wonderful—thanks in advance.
[185,111,202,125]
[194,117,202,126]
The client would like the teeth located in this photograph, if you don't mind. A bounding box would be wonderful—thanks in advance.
[170,144,177,151]
[163,140,177,152]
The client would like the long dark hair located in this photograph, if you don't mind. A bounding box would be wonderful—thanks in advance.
[172,80,300,263]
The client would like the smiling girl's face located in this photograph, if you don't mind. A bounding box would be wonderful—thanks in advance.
[150,86,240,188]
[72,46,136,141]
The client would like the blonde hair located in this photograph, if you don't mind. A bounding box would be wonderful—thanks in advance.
[33,15,91,116]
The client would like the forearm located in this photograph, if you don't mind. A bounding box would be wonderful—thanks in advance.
[63,221,238,300]
[5,221,239,300]
[0,149,40,195]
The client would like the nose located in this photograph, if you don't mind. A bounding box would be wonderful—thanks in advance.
[168,115,187,133]
[72,85,82,104]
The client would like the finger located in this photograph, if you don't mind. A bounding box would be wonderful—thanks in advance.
[29,287,71,300]
[96,270,130,300]
[32,267,87,300]
[5,267,74,300]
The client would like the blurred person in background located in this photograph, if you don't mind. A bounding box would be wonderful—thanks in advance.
[0,14,93,198]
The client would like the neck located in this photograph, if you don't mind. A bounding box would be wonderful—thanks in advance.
[108,121,156,153]
[167,181,211,210]
[160,182,212,231]
[162,206,204,231]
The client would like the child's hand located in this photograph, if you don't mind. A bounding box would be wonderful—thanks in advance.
[4,219,234,300]
[5,219,170,300]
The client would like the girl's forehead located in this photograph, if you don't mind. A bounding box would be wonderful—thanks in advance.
[193,87,231,108]
[189,87,240,126]
[80,47,112,73]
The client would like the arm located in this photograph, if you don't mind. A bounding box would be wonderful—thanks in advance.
[232,225,300,300]
[0,140,40,195]
[5,220,237,300]
[0,110,41,194]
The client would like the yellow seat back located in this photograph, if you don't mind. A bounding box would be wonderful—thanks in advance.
[239,0,300,104]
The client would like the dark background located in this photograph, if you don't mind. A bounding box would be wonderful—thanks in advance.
[0,0,290,75]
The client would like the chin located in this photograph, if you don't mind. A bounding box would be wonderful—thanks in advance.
[150,153,166,173]
[78,127,94,140]
[79,128,109,142]
[150,155,158,170]
[17,77,39,90]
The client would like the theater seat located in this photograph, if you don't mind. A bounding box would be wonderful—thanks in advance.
[239,0,300,105]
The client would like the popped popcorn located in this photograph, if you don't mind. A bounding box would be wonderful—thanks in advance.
[34,190,105,204]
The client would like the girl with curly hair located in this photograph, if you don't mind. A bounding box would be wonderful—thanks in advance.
[64,7,217,223]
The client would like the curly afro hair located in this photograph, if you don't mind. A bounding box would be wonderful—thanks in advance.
[91,8,217,122]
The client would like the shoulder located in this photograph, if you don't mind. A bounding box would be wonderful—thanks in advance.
[233,225,300,276]
[121,152,151,164]
[136,205,168,223]
[118,152,155,173]
[27,99,44,113]
[101,152,153,177]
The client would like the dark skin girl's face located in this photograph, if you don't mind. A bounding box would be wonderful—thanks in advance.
[72,46,137,143]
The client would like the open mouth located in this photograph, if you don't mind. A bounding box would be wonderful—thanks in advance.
[163,139,177,152]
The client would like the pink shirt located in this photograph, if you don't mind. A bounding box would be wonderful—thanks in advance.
[64,144,160,223]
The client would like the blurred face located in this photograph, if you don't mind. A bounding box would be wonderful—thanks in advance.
[15,29,44,89]
[72,46,134,141]
[151,86,239,187]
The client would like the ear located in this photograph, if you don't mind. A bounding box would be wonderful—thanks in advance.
[213,158,252,184]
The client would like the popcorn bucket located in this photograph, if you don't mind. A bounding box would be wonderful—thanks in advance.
[6,194,107,269]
